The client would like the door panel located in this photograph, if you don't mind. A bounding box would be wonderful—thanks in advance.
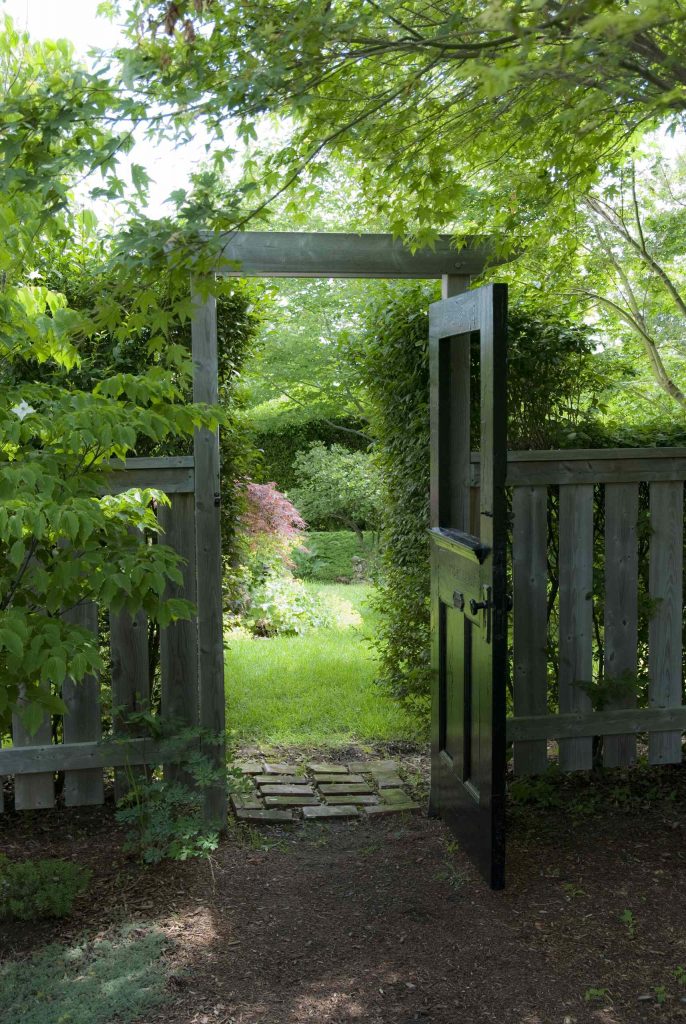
[429,284,508,890]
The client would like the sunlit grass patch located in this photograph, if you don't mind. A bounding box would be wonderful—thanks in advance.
[225,583,422,747]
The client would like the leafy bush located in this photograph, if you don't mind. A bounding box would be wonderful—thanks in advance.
[242,572,334,636]
[249,407,368,490]
[0,855,91,920]
[293,530,377,581]
[289,442,382,532]
[114,722,232,864]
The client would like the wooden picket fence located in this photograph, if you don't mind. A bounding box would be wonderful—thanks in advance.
[0,456,201,812]
[471,447,686,774]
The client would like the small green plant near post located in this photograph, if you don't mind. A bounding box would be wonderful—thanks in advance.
[620,908,637,938]
[584,988,611,1003]
[114,716,242,864]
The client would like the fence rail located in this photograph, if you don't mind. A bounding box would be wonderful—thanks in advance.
[0,456,200,813]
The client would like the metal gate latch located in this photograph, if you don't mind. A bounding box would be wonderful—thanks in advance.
[469,585,493,642]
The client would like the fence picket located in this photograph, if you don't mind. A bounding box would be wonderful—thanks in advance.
[110,607,150,801]
[159,493,199,782]
[512,485,549,775]
[12,687,54,810]
[62,602,104,806]
[558,484,594,771]
[603,484,639,767]
[648,482,684,764]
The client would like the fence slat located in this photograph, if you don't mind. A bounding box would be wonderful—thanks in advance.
[603,484,639,767]
[648,481,684,764]
[159,493,199,771]
[558,484,594,771]
[512,485,549,775]
[110,607,150,801]
[62,602,104,806]
[12,687,54,810]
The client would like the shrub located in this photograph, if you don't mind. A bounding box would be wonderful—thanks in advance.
[114,721,232,864]
[289,442,382,532]
[249,407,369,490]
[0,855,91,920]
[293,530,377,581]
[242,573,334,636]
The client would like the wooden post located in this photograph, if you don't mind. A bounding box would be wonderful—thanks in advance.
[62,602,104,806]
[191,282,227,823]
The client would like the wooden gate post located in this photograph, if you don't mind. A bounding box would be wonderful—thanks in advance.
[191,282,228,824]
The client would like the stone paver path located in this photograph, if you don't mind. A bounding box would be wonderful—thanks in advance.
[231,759,420,823]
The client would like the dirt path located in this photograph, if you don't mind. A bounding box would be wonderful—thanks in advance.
[1,757,685,1024]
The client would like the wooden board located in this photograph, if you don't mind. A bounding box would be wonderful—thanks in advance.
[648,482,684,764]
[603,484,639,767]
[159,493,199,725]
[62,602,104,806]
[104,455,194,495]
[214,231,493,278]
[0,737,172,773]
[192,287,227,823]
[473,448,686,487]
[110,603,150,801]
[507,706,686,742]
[558,485,594,771]
[12,687,54,810]
[512,485,549,775]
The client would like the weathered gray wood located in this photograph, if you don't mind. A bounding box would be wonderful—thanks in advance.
[192,285,227,823]
[0,739,4,813]
[512,485,549,775]
[507,706,686,742]
[12,688,54,809]
[558,484,594,771]
[104,456,194,495]
[603,484,639,767]
[215,231,493,279]
[159,493,199,726]
[441,274,471,299]
[62,602,104,806]
[0,737,173,773]
[471,448,686,486]
[110,602,150,801]
[648,482,684,764]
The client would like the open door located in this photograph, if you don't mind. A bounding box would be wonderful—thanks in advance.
[428,284,508,889]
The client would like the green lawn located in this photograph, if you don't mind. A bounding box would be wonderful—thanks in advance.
[224,582,420,747]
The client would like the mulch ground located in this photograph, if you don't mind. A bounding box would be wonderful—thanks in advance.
[1,748,685,1024]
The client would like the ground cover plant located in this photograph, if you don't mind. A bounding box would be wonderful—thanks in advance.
[0,923,170,1024]
[225,582,420,746]
[293,530,376,582]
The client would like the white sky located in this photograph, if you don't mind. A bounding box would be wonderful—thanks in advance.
[1,0,224,218]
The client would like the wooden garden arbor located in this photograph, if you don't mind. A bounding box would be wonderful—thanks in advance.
[2,230,685,891]
[0,231,492,825]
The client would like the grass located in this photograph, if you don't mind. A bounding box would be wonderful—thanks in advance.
[0,924,170,1024]
[225,582,421,747]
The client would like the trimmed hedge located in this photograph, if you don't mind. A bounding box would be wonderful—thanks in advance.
[293,531,376,582]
